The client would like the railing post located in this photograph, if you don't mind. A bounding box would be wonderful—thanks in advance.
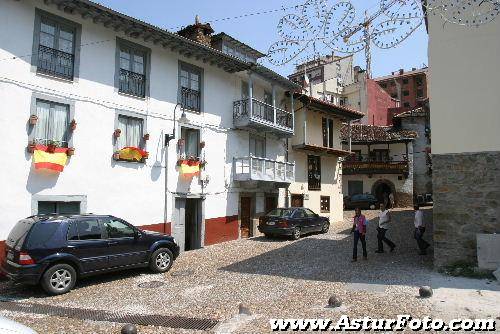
[291,92,295,131]
[248,72,253,118]
[274,161,277,181]
[272,85,277,125]
[249,156,253,178]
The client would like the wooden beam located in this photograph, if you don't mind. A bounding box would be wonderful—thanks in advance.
[143,33,154,43]
[103,19,115,28]
[81,10,93,19]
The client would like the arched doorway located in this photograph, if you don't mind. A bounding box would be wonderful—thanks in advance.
[372,180,396,208]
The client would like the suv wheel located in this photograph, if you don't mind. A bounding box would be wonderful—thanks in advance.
[291,227,301,240]
[149,248,174,273]
[41,263,76,295]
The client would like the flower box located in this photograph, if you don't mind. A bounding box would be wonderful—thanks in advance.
[29,115,38,125]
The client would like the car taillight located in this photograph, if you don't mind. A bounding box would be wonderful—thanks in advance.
[18,252,35,265]
[278,221,289,228]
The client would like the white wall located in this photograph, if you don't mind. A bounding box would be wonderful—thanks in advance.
[428,13,500,154]
[0,0,288,241]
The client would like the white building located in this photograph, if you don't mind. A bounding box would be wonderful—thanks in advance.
[0,0,299,259]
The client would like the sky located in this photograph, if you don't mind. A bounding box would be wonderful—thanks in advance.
[96,0,429,78]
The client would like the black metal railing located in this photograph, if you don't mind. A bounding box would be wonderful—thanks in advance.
[232,98,293,131]
[119,69,146,97]
[37,45,74,80]
[252,99,274,123]
[180,87,201,112]
[276,108,293,129]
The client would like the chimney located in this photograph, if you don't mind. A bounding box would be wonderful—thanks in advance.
[399,68,404,75]
[177,15,214,47]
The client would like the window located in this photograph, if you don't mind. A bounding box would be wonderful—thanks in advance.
[249,134,265,157]
[402,78,409,84]
[304,208,317,217]
[38,201,80,214]
[417,89,424,98]
[403,90,409,96]
[76,219,102,240]
[35,12,78,80]
[347,150,362,161]
[26,221,60,249]
[339,97,347,106]
[33,100,70,147]
[416,77,423,86]
[348,180,363,196]
[181,127,200,158]
[308,155,321,191]
[179,63,202,112]
[320,196,330,213]
[103,219,135,239]
[117,115,144,149]
[380,83,387,88]
[391,94,397,99]
[322,118,335,148]
[118,43,147,97]
[293,209,306,218]
[372,149,390,162]
[403,102,410,108]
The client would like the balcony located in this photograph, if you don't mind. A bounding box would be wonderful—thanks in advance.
[37,45,74,80]
[233,156,295,184]
[343,156,409,176]
[233,98,294,137]
[180,87,201,112]
[119,69,146,98]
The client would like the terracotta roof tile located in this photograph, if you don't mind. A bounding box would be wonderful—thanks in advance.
[340,124,418,142]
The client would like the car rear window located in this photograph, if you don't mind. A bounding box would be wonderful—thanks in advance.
[6,219,35,249]
[26,221,61,249]
[267,208,293,217]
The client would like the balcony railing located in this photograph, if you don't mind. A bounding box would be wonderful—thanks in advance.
[233,156,295,184]
[37,45,74,80]
[343,158,409,175]
[180,87,201,112]
[119,69,146,97]
[233,98,294,136]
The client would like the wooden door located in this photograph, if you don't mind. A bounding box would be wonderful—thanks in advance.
[240,197,252,238]
[291,194,304,207]
[265,196,277,214]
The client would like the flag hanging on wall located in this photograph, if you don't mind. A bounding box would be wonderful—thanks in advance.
[118,147,148,162]
[179,159,200,175]
[33,145,68,172]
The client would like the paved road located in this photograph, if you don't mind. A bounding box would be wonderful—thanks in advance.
[0,208,450,333]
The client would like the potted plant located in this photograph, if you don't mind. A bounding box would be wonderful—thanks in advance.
[200,160,207,169]
[112,151,120,160]
[143,133,150,141]
[113,129,121,138]
[47,140,60,153]
[199,141,206,149]
[67,147,75,156]
[29,115,38,125]
[143,151,149,159]
[27,140,36,153]
[70,119,77,131]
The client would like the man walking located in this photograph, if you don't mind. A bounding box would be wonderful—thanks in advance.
[414,205,430,255]
[376,203,396,253]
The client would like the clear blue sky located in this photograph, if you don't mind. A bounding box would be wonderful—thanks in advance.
[96,0,428,78]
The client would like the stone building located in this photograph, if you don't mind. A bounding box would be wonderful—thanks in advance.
[426,6,500,268]
[340,124,417,207]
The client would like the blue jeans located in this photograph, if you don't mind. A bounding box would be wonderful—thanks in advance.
[353,230,367,259]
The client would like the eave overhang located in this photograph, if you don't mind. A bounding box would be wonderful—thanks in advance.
[290,93,364,121]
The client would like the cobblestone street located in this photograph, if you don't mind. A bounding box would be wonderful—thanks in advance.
[3,208,498,333]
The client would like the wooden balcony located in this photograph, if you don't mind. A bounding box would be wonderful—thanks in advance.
[233,98,294,137]
[233,156,295,184]
[342,160,409,175]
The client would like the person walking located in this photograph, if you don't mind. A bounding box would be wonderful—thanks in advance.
[388,192,395,209]
[414,205,430,255]
[376,203,396,253]
[351,208,367,262]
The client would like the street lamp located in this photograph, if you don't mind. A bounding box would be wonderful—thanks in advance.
[164,103,188,146]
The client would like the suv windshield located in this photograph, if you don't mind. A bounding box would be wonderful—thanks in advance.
[266,208,293,217]
[7,219,35,249]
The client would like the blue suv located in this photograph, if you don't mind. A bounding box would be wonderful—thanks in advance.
[1,214,179,295]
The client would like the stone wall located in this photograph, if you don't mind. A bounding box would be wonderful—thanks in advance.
[433,151,500,268]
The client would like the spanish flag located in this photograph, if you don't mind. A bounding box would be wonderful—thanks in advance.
[179,159,200,175]
[118,147,148,162]
[33,145,68,172]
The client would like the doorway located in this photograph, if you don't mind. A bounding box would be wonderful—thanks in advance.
[265,195,278,214]
[240,197,252,238]
[291,194,304,207]
[173,198,203,252]
[372,180,394,208]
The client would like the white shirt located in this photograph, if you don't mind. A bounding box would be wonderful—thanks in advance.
[414,210,424,228]
[378,210,391,229]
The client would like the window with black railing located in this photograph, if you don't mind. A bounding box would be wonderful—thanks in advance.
[37,18,75,79]
[118,46,146,97]
[308,155,321,191]
[180,64,202,112]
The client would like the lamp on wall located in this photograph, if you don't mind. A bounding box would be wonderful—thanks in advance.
[164,103,188,146]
